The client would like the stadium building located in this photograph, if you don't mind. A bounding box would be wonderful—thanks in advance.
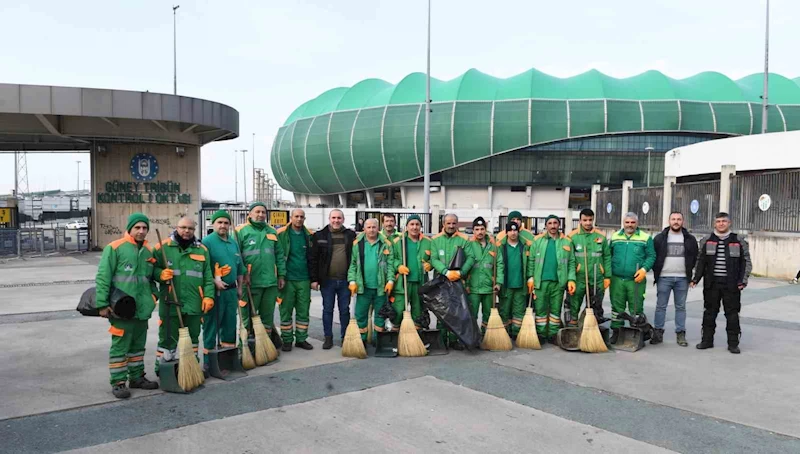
[271,68,800,211]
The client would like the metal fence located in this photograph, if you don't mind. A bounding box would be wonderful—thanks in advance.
[672,180,720,234]
[198,209,290,238]
[730,170,800,232]
[497,216,569,235]
[11,227,90,257]
[595,189,623,228]
[356,211,433,235]
[628,186,664,230]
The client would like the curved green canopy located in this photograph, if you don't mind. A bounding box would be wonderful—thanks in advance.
[273,68,800,195]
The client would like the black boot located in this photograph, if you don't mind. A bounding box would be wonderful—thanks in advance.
[610,328,620,345]
[697,328,714,349]
[728,345,741,354]
[129,376,159,390]
[295,341,314,350]
[112,383,131,399]
[650,329,664,345]
[322,336,333,350]
[728,332,741,354]
[282,343,293,352]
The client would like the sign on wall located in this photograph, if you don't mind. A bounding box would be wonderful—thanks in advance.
[97,153,190,204]
[130,153,159,181]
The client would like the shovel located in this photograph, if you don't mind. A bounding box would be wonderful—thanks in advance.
[557,290,581,351]
[159,297,187,394]
[374,297,399,357]
[614,312,649,352]
[207,287,247,380]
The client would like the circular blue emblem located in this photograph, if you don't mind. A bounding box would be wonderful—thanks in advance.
[130,153,159,181]
[690,199,700,214]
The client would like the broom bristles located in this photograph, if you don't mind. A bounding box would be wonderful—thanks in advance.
[239,326,256,370]
[516,307,541,350]
[177,327,204,391]
[481,308,512,351]
[263,327,279,363]
[579,308,608,353]
[341,319,367,359]
[252,317,270,366]
[367,307,374,344]
[398,311,427,357]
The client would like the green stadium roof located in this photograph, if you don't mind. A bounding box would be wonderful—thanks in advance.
[273,68,800,195]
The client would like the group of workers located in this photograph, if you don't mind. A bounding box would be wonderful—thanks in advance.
[94,203,751,399]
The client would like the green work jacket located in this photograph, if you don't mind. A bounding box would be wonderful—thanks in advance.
[568,227,612,284]
[235,219,286,288]
[466,235,504,294]
[430,231,474,277]
[154,234,215,316]
[527,232,577,289]
[390,233,432,296]
[95,233,157,320]
[347,233,394,296]
[202,232,245,287]
[610,228,656,279]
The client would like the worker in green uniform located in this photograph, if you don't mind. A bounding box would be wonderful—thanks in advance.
[466,217,503,334]
[154,216,215,376]
[528,215,576,343]
[381,213,401,243]
[347,218,394,342]
[201,210,245,371]
[567,208,611,325]
[496,210,535,247]
[500,222,529,337]
[276,209,314,351]
[430,213,475,349]
[235,201,286,336]
[391,214,433,329]
[95,212,159,399]
[609,212,656,344]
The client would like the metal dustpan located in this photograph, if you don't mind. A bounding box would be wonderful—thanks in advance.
[614,312,649,352]
[421,329,448,355]
[158,360,188,394]
[557,327,581,351]
[207,346,247,380]
[374,330,399,357]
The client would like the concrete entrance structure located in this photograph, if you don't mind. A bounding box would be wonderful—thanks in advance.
[0,83,239,247]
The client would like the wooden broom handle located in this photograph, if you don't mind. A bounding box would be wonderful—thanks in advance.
[402,233,408,311]
[583,244,591,311]
[155,229,185,328]
[492,242,497,309]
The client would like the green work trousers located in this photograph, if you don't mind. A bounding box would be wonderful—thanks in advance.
[468,293,493,334]
[355,288,380,341]
[392,282,423,329]
[610,277,645,328]
[155,311,202,376]
[242,286,278,334]
[279,280,311,344]
[202,287,239,364]
[535,281,564,338]
[108,318,149,385]
[501,288,526,336]
[570,276,605,326]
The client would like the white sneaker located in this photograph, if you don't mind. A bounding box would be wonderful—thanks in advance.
[792,278,798,284]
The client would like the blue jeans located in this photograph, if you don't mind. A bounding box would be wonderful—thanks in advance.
[655,276,688,332]
[321,279,351,338]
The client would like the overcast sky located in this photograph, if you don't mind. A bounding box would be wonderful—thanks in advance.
[1,0,797,200]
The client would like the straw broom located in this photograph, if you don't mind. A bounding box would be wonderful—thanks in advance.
[245,266,279,364]
[342,294,367,359]
[237,303,255,370]
[367,306,374,344]
[155,229,204,392]
[516,291,541,349]
[398,233,426,357]
[481,247,512,351]
[579,246,607,353]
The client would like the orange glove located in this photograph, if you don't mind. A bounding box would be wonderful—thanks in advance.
[214,263,232,278]
[384,281,394,293]
[160,268,174,281]
[202,297,214,313]
[348,281,358,295]
[604,278,611,289]
[527,278,534,294]
[567,281,576,295]
[445,270,461,281]
[238,299,248,308]
[423,262,432,273]
[398,265,410,275]
[634,268,647,283]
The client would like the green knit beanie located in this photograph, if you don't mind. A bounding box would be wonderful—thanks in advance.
[406,214,422,225]
[248,201,267,212]
[545,214,560,223]
[508,210,523,220]
[210,210,231,223]
[126,212,150,232]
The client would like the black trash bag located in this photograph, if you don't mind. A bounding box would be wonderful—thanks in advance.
[414,310,431,330]
[449,247,466,270]
[377,297,397,321]
[419,275,481,350]
[77,286,136,319]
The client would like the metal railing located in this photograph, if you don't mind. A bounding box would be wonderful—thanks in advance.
[671,180,720,234]
[595,189,623,228]
[10,227,89,257]
[356,211,433,235]
[730,170,800,232]
[628,186,664,230]
[198,209,290,238]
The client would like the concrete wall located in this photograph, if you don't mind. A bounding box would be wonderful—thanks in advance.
[92,143,200,247]
[743,232,799,279]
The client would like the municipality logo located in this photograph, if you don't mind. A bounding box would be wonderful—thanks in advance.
[124,264,133,272]
[130,153,159,182]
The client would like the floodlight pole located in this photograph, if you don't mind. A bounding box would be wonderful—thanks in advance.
[761,0,769,134]
[422,0,432,217]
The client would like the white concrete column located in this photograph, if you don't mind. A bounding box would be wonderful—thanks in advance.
[365,189,375,209]
[338,193,347,208]
[719,165,736,214]
[487,186,493,209]
[293,192,303,205]
[431,204,440,234]
[662,176,676,229]
[441,186,448,209]
[400,186,408,208]
[621,180,634,228]
[526,186,533,210]
[590,184,601,216]
[563,186,572,227]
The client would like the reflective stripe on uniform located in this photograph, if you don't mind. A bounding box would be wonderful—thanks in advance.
[171,269,182,276]
[242,250,260,257]
[483,263,493,269]
[186,270,203,278]
[263,248,274,255]
[113,275,150,283]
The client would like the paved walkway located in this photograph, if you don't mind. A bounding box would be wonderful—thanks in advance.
[1,253,798,453]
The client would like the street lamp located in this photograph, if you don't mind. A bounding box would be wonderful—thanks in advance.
[75,160,82,192]
[761,0,770,134]
[645,146,654,187]
[252,133,256,202]
[241,149,248,203]
[234,149,239,203]
[173,5,180,95]
[422,0,432,217]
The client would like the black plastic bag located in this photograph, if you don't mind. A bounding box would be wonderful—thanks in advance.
[377,296,397,321]
[414,310,431,329]
[419,276,480,349]
[76,286,136,319]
